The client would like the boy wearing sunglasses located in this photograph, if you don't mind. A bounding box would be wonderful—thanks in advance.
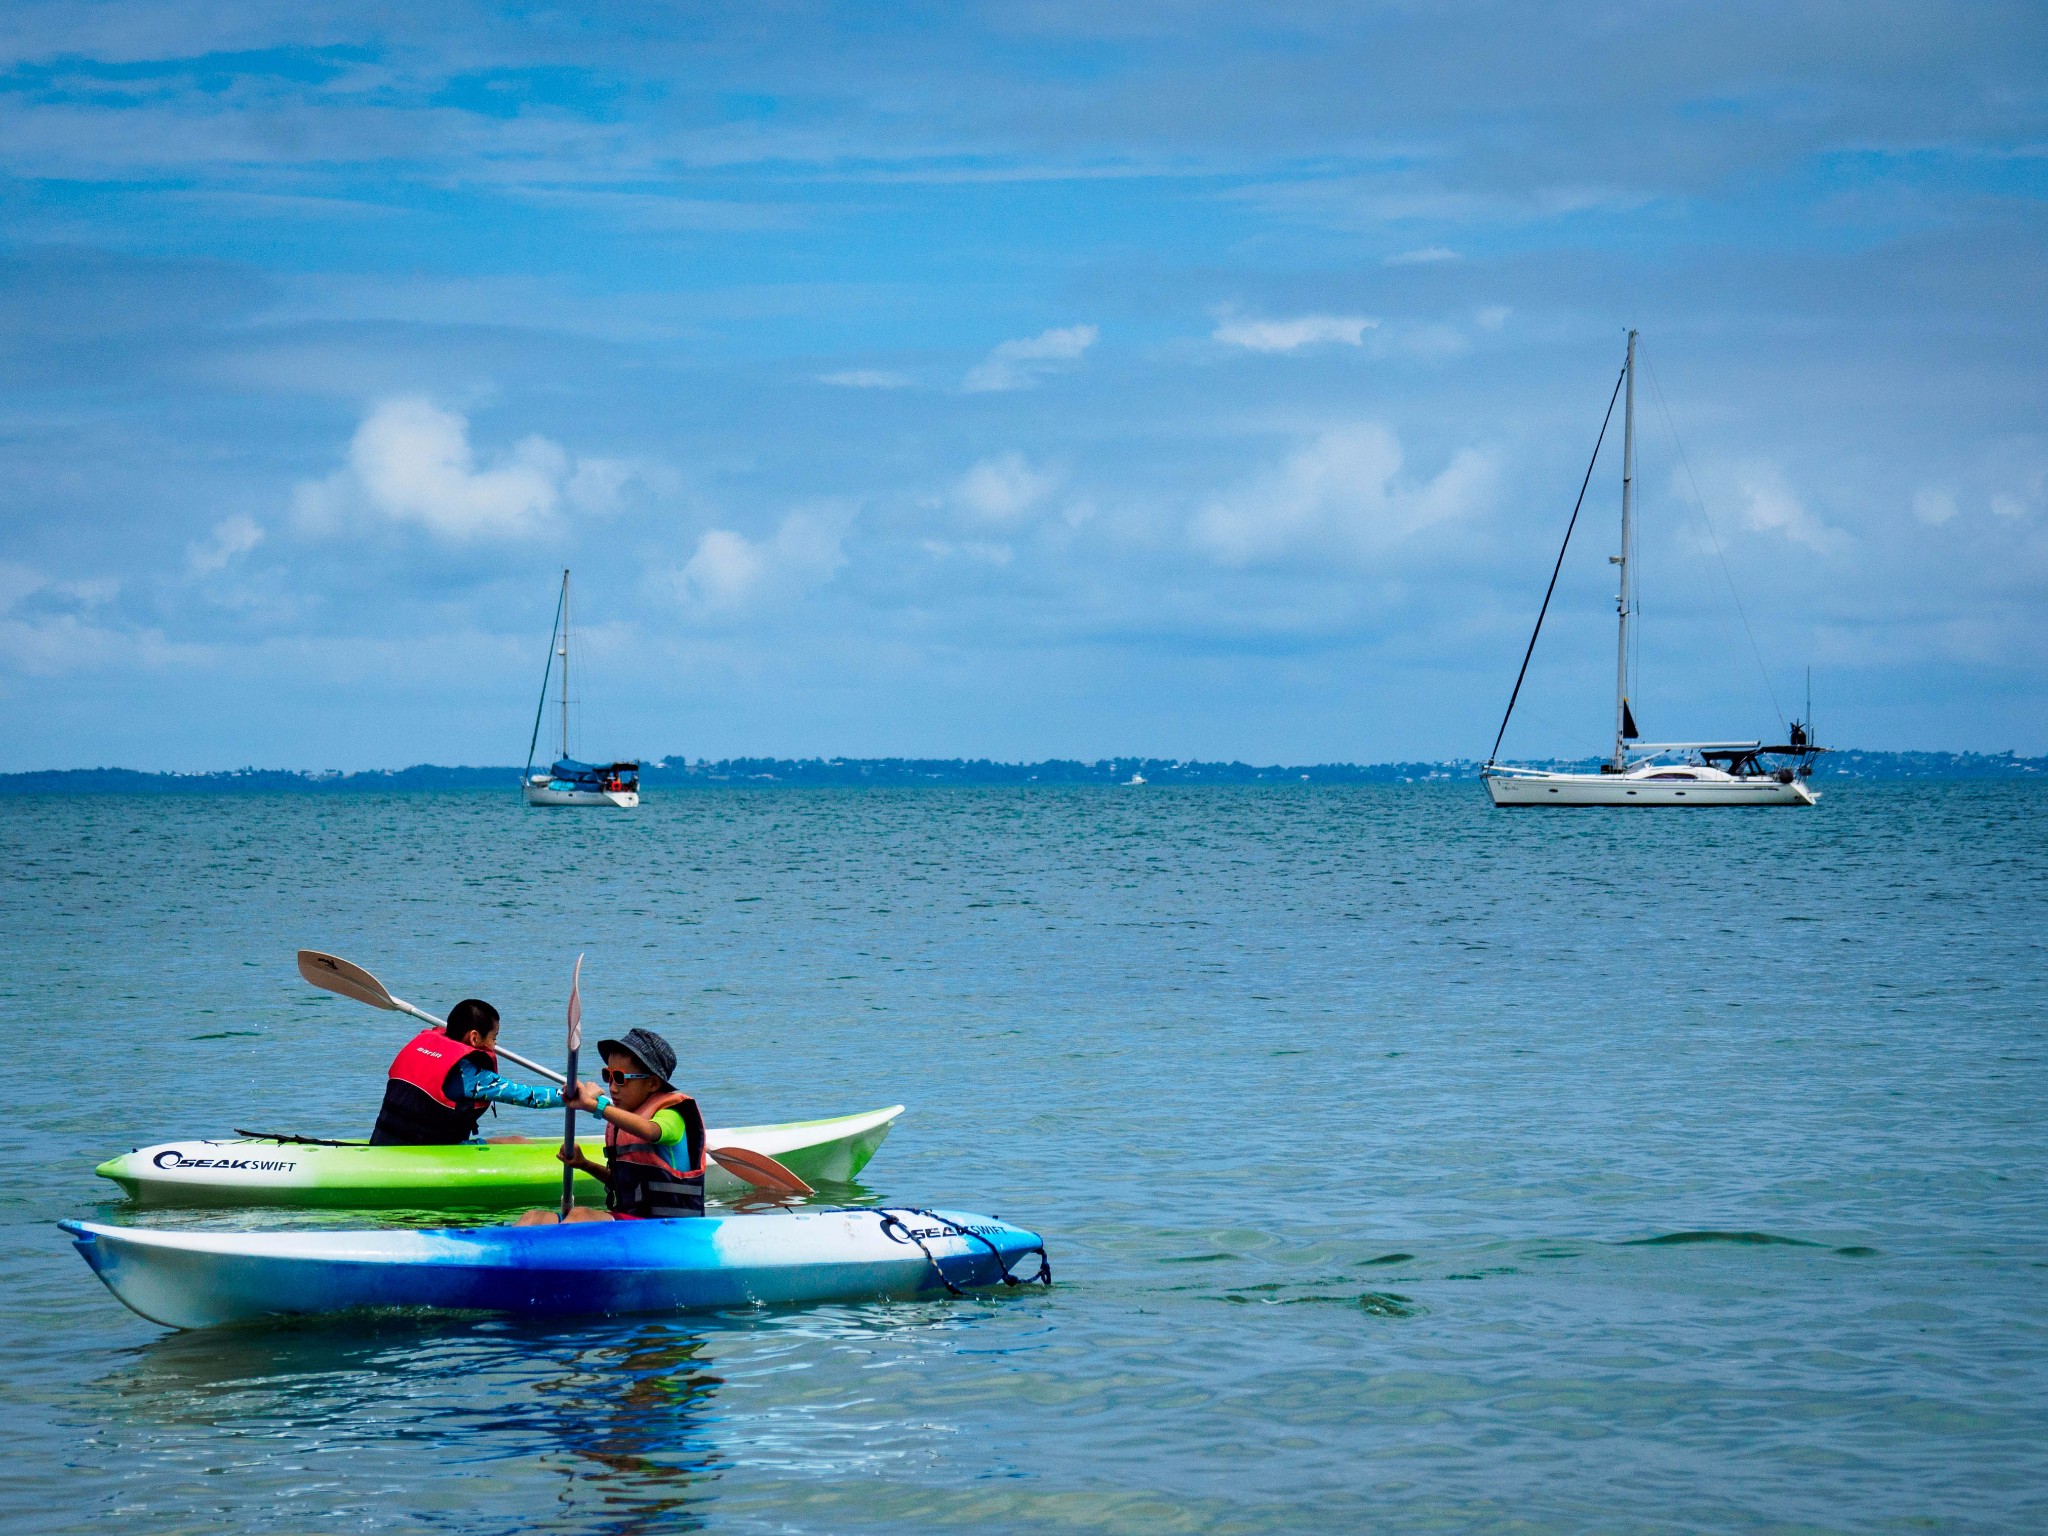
[548,1027,709,1221]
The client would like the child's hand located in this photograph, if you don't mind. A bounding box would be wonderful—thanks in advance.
[563,1080,601,1112]
[555,1146,588,1170]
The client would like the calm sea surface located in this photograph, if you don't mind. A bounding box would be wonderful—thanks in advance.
[1,783,2044,1534]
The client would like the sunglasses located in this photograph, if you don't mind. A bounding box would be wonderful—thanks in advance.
[601,1069,652,1086]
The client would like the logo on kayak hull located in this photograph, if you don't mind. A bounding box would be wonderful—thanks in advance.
[152,1149,298,1173]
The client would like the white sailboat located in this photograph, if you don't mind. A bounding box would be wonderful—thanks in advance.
[522,569,641,808]
[1482,331,1823,808]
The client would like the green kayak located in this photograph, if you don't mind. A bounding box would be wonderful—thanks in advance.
[96,1105,903,1209]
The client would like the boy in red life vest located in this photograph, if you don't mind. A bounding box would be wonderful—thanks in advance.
[516,1027,707,1224]
[369,998,569,1145]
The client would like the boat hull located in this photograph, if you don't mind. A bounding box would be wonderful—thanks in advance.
[1483,771,1816,807]
[96,1106,902,1209]
[523,782,638,807]
[62,1208,1048,1329]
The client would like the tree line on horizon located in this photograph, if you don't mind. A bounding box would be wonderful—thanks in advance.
[1,750,2042,793]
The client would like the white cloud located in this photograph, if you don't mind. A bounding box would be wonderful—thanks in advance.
[1736,464,1850,554]
[680,529,765,610]
[1982,439,2047,521]
[1475,305,1511,331]
[564,457,640,515]
[954,452,1060,524]
[820,369,913,389]
[921,538,1014,566]
[1385,247,1460,265]
[1913,488,1959,527]
[292,397,619,542]
[1213,314,1377,353]
[1192,423,1496,567]
[0,564,118,612]
[674,508,850,614]
[0,611,175,677]
[0,562,45,613]
[962,324,1098,393]
[0,564,161,679]
[187,515,265,575]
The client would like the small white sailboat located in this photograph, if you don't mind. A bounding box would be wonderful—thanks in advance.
[1482,331,1824,808]
[522,569,640,808]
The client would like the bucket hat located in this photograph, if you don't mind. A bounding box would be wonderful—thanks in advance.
[595,1027,676,1086]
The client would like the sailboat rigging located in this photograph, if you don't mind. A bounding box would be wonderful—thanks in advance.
[521,569,641,808]
[1481,331,1825,807]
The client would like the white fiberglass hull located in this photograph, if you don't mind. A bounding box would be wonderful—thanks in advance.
[523,782,638,808]
[1484,770,1816,807]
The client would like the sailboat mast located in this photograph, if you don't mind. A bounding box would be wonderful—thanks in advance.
[558,569,570,761]
[1612,329,1637,769]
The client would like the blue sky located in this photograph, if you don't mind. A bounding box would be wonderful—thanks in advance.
[3,2,2044,769]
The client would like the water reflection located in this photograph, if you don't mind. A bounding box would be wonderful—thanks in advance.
[89,1315,728,1534]
[537,1325,725,1535]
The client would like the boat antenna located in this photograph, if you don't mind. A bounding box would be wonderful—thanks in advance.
[524,574,567,783]
[1487,355,1628,767]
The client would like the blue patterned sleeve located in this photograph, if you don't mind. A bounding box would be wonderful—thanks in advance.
[457,1061,565,1110]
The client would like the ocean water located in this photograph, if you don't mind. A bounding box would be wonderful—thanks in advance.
[0,782,2043,1535]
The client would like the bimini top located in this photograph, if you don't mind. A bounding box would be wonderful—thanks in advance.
[550,758,640,783]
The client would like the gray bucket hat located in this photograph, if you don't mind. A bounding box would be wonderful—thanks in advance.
[595,1027,676,1086]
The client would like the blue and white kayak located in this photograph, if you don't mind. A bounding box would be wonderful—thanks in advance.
[61,1208,1050,1330]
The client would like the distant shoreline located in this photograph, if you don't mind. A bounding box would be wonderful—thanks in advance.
[1,751,2042,793]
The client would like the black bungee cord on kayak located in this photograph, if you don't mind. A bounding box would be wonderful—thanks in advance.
[232,1129,363,1147]
[875,1208,1052,1295]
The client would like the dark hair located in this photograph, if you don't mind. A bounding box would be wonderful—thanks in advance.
[445,999,500,1040]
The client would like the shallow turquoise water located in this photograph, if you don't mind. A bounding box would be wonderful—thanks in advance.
[1,783,2044,1534]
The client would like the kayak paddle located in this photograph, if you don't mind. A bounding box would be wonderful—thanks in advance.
[297,949,567,1083]
[560,954,584,1220]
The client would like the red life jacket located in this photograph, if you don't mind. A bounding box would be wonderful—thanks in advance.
[369,1028,498,1145]
[604,1089,707,1218]
[390,1029,497,1105]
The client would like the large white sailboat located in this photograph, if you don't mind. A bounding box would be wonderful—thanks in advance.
[1482,331,1823,808]
[522,569,640,808]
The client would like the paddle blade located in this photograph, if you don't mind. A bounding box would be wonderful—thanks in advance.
[298,950,398,1011]
[709,1145,814,1196]
[567,953,584,1052]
